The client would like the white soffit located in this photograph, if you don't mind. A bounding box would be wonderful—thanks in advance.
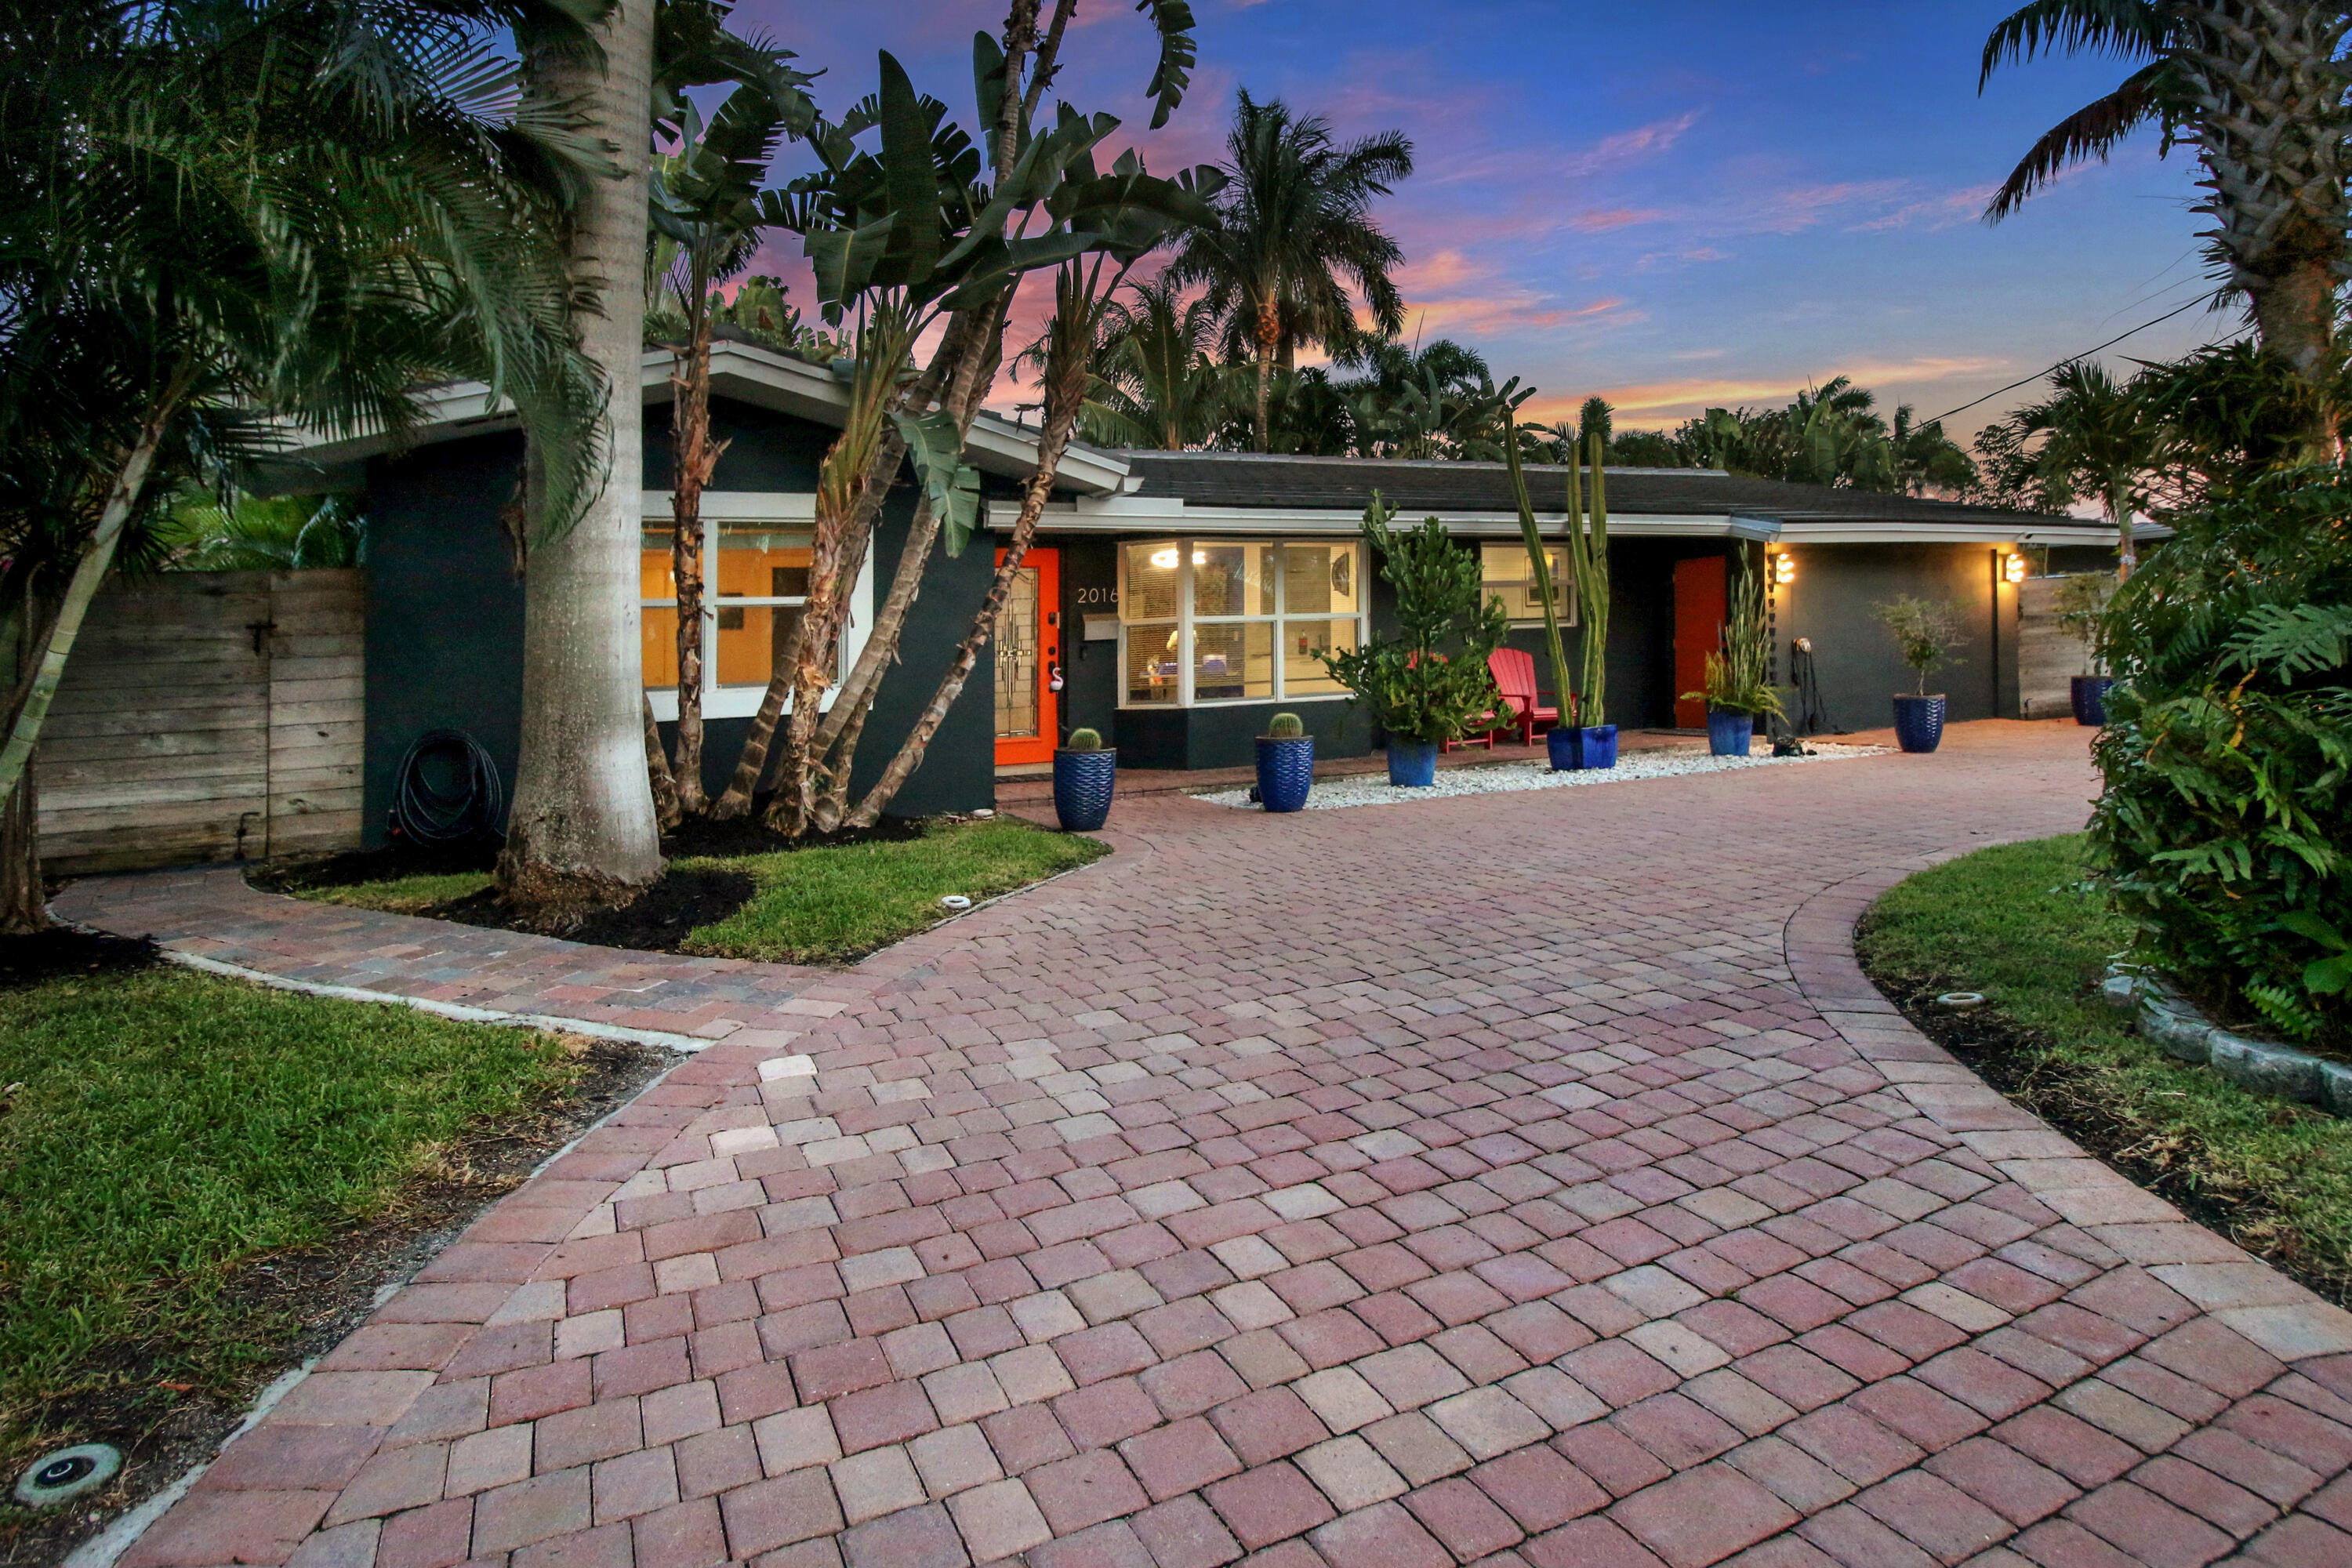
[994,496,1779,540]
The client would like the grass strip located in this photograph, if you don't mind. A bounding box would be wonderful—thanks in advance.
[679,817,1108,963]
[0,967,579,1473]
[1856,832,2352,1307]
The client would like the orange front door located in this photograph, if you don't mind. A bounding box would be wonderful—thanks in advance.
[1672,555,1727,728]
[993,547,1061,766]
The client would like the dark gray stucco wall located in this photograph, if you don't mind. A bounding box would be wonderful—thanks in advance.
[1770,543,2016,734]
[363,430,528,847]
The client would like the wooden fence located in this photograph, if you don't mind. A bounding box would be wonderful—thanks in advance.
[35,568,365,873]
[2017,575,2095,721]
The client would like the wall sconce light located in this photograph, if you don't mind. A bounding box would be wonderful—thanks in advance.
[2004,552,2027,585]
[1772,553,1796,586]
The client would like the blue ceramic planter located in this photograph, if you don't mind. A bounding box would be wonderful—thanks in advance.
[1706,707,1754,757]
[1545,728,1579,771]
[2071,676,2114,728]
[1387,739,1439,787]
[1571,724,1619,770]
[1893,693,1947,753]
[1255,735,1315,812]
[1052,748,1116,830]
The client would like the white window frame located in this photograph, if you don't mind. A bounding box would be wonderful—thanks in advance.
[1116,537,1365,709]
[1479,542,1581,630]
[640,492,873,722]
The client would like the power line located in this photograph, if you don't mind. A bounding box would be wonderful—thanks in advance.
[1923,293,2216,426]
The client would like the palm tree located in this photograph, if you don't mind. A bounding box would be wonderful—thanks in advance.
[1977,360,2160,578]
[1058,274,1234,450]
[1979,3,2352,410]
[0,0,597,932]
[1170,93,1414,451]
[499,0,670,913]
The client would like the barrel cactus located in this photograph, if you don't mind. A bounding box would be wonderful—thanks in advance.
[1064,728,1104,750]
[1265,713,1304,739]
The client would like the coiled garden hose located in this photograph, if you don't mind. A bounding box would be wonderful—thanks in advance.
[390,728,504,843]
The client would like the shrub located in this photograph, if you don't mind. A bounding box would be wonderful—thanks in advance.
[1874,596,1965,695]
[1265,712,1304,739]
[1064,728,1104,750]
[1319,494,1508,746]
[2088,463,2352,1044]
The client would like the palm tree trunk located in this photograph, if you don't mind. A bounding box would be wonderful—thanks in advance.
[667,301,726,815]
[2249,250,2339,434]
[0,575,49,935]
[2108,481,2136,581]
[643,691,681,829]
[499,0,663,913]
[0,369,189,811]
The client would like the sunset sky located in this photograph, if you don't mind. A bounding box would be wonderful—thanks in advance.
[726,0,2234,441]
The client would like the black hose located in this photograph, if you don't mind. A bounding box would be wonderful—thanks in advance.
[391,729,504,844]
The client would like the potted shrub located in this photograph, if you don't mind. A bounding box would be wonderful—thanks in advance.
[1255,712,1315,811]
[1873,596,1964,753]
[2053,573,2115,725]
[1559,430,1616,769]
[1052,728,1116,830]
[1319,495,1509,786]
[1682,545,1784,756]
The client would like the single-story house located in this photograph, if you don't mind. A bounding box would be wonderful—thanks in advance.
[284,334,2127,838]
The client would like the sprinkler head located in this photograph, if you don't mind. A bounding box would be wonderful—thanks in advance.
[1935,992,1987,1011]
[939,895,973,912]
[15,1444,122,1508]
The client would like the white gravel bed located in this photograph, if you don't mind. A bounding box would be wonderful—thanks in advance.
[1196,742,1887,811]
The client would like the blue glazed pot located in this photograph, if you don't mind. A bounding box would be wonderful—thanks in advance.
[1255,735,1315,812]
[1545,728,1580,771]
[1387,739,1439,786]
[1893,693,1947,753]
[1052,747,1116,830]
[1706,707,1754,757]
[2071,676,2114,728]
[1576,724,1619,770]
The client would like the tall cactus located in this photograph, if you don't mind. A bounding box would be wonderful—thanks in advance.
[1564,432,1611,728]
[1501,430,1573,728]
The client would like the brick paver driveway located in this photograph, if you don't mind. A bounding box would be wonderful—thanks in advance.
[62,721,2352,1568]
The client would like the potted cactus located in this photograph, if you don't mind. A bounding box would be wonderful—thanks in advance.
[1682,545,1784,756]
[1052,728,1116,831]
[1559,431,1616,769]
[1255,712,1315,812]
[2053,573,2114,725]
[1874,596,1964,753]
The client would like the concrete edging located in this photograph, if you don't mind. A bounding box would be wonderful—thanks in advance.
[2103,964,2352,1116]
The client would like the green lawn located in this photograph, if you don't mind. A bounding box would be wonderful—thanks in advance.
[299,817,1108,964]
[0,966,581,1475]
[1857,833,2352,1306]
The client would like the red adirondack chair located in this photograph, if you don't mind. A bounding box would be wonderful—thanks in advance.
[1486,647,1563,746]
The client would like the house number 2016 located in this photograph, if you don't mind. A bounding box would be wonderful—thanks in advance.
[1074,586,1117,606]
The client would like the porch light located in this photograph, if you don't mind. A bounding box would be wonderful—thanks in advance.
[2004,552,2027,584]
[1771,552,1795,586]
[1148,547,1209,569]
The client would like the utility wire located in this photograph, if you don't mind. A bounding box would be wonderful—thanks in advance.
[1923,293,2215,426]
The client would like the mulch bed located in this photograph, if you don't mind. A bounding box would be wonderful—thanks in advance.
[0,927,676,1568]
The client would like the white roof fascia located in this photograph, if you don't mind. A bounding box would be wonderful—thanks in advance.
[640,491,817,521]
[995,496,1775,540]
[267,339,1130,495]
[1773,518,2122,545]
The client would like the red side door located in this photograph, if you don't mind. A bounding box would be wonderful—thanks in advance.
[1672,555,1727,729]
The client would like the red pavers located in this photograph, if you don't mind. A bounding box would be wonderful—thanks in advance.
[67,724,2352,1568]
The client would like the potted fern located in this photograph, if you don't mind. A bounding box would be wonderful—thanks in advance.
[1682,546,1784,756]
[1874,597,1964,753]
[2053,574,2114,725]
[1255,712,1314,812]
[1053,728,1116,831]
[1319,495,1509,786]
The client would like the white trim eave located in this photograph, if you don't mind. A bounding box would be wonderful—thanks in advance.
[1773,519,2123,546]
[268,339,1129,495]
[640,490,817,521]
[996,496,1779,540]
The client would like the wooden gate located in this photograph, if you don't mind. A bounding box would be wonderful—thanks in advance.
[34,568,365,873]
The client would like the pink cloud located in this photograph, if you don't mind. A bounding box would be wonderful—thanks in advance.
[1570,207,1668,232]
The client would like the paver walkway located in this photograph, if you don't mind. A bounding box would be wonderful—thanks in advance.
[56,720,2352,1568]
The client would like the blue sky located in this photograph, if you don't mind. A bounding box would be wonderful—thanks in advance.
[728,0,2233,441]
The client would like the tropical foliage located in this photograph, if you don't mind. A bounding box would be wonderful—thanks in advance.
[2088,465,2352,1046]
[1584,379,1975,492]
[1686,545,1784,720]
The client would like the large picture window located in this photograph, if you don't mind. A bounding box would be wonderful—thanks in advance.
[1479,543,1579,627]
[1119,539,1363,706]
